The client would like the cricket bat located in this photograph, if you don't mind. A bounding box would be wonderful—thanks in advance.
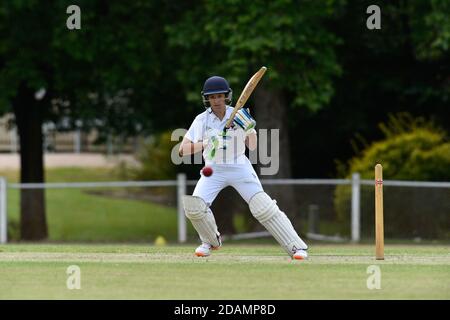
[224,66,267,130]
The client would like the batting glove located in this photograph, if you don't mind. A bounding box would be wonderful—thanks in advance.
[233,108,256,133]
[204,133,231,160]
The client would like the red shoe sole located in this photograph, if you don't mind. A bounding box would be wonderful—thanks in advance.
[195,252,210,257]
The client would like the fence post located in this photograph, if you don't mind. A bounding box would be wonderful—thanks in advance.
[0,177,7,244]
[74,130,82,153]
[351,172,361,242]
[107,134,113,155]
[308,204,319,234]
[177,173,187,243]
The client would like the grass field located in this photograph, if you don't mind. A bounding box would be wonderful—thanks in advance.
[0,243,448,299]
[0,168,195,242]
[1,168,448,299]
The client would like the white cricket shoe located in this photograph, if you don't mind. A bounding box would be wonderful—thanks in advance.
[293,249,308,260]
[195,243,213,257]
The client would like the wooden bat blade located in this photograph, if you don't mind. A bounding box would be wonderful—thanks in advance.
[225,66,267,128]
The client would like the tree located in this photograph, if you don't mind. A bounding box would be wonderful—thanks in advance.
[0,1,187,239]
[166,0,342,230]
[291,0,450,178]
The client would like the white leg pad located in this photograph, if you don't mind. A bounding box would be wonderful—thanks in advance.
[183,195,221,247]
[249,192,307,256]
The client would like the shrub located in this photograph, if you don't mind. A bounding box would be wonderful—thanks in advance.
[133,131,178,180]
[334,113,450,239]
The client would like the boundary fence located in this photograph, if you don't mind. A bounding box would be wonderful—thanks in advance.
[0,174,449,244]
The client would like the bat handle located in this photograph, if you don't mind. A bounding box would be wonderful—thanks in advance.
[221,127,228,150]
[224,117,232,131]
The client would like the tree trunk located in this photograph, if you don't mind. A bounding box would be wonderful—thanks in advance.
[253,86,293,177]
[12,84,48,240]
[252,86,300,227]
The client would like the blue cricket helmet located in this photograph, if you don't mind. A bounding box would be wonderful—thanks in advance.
[201,76,233,107]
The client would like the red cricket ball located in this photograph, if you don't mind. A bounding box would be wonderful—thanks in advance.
[202,166,213,177]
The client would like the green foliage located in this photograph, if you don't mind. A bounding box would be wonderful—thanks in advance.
[166,0,342,111]
[339,113,450,181]
[334,113,450,239]
[133,131,178,180]
[410,0,450,60]
[0,1,186,135]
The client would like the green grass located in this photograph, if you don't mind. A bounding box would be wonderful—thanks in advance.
[0,244,448,299]
[1,166,448,303]
[0,167,116,183]
[0,168,195,242]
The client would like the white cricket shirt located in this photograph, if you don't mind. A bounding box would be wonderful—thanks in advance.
[185,106,248,165]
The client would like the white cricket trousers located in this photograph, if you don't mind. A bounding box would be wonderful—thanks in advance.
[192,161,264,206]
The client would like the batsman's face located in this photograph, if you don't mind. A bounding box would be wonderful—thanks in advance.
[208,94,226,111]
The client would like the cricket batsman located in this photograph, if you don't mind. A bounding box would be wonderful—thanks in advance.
[178,75,308,260]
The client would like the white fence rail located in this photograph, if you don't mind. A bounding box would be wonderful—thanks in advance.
[1,174,449,244]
